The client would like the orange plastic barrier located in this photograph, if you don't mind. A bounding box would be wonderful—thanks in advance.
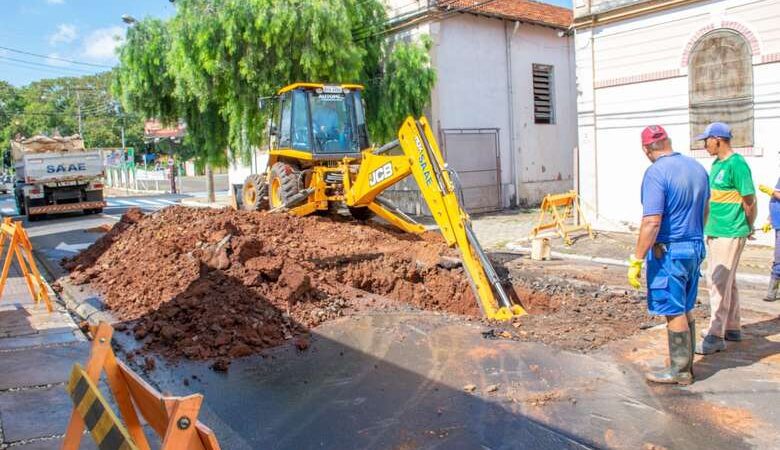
[62,322,221,450]
[0,217,53,312]
[530,191,593,246]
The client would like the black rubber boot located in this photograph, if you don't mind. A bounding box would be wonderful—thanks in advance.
[764,276,779,302]
[687,319,695,377]
[646,329,693,385]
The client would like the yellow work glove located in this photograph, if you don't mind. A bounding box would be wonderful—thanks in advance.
[627,255,643,289]
[759,184,775,196]
[763,222,773,233]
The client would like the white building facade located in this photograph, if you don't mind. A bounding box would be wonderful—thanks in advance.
[575,0,780,239]
[385,0,577,213]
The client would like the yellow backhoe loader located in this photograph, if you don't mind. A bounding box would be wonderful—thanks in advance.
[242,83,525,320]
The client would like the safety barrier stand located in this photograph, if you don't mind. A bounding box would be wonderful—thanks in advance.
[62,322,221,450]
[0,217,53,312]
[530,190,594,246]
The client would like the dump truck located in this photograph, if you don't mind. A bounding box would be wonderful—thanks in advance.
[241,83,526,320]
[11,135,106,221]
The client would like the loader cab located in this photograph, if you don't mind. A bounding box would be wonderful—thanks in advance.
[273,83,370,160]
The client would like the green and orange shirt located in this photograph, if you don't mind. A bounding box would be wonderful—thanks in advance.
[705,153,755,238]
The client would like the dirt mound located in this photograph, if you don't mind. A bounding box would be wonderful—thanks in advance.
[65,206,477,364]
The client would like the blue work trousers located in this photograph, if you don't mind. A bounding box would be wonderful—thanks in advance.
[646,240,706,316]
[774,229,780,279]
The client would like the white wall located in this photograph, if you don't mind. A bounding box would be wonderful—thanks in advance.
[433,14,514,205]
[576,0,780,244]
[432,14,576,207]
[509,21,577,204]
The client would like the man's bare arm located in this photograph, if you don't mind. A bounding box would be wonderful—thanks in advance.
[634,214,662,259]
[742,194,757,231]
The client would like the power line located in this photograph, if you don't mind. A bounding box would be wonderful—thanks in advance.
[0,45,114,69]
[0,56,98,75]
[0,60,99,79]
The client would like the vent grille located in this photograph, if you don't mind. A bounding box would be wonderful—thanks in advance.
[533,64,554,125]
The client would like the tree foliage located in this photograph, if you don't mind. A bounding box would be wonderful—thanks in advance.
[0,73,145,160]
[114,0,436,167]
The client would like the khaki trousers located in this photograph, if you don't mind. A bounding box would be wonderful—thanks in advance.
[706,237,746,337]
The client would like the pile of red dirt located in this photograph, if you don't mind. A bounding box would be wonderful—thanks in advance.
[63,207,477,366]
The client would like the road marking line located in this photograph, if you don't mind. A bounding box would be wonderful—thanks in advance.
[1,207,16,214]
[157,199,177,205]
[115,200,136,206]
[136,199,161,206]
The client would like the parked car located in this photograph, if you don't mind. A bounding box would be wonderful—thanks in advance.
[0,175,13,194]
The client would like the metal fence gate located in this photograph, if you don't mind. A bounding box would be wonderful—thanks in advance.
[439,128,502,213]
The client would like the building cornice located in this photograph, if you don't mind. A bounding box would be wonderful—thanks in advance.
[573,0,705,29]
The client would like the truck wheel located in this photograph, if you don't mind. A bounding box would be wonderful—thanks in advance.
[242,174,269,211]
[268,162,301,209]
[348,207,374,221]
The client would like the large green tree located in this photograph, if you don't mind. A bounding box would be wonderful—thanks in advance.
[115,0,436,177]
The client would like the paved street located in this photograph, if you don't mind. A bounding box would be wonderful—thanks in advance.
[3,197,775,449]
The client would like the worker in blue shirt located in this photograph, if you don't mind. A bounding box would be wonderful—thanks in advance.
[627,125,710,385]
[758,178,780,302]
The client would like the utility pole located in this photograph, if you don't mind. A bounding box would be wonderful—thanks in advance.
[114,102,126,149]
[75,90,83,136]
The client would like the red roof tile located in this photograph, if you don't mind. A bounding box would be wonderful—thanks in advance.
[437,0,572,29]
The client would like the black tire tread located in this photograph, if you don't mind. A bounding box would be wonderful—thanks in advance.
[242,174,269,211]
[269,162,301,206]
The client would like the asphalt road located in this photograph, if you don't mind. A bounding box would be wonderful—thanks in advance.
[11,193,772,450]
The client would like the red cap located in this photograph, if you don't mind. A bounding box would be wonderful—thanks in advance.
[641,125,668,146]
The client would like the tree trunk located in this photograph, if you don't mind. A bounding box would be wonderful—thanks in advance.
[206,163,216,203]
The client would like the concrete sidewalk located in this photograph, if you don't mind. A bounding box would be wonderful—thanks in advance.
[0,264,95,449]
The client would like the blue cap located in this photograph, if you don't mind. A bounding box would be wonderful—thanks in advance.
[695,122,732,140]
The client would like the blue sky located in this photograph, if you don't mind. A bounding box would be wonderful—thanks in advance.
[0,0,572,87]
[0,0,177,86]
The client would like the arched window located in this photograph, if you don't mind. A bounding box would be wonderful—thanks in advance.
[689,29,754,149]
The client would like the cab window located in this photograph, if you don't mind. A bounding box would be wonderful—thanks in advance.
[291,90,311,151]
[278,93,292,148]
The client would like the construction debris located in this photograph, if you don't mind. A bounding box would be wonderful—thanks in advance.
[63,207,477,364]
[60,206,689,369]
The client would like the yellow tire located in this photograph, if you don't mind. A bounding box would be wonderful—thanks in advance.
[242,174,269,211]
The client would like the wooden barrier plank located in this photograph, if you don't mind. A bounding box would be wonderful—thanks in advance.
[66,364,139,450]
[63,323,222,450]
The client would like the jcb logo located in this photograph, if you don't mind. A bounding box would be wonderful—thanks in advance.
[369,163,393,187]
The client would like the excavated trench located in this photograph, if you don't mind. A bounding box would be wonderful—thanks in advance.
[62,206,662,369]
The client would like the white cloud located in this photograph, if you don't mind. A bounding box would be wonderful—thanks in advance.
[82,26,125,62]
[49,24,77,45]
[46,0,65,4]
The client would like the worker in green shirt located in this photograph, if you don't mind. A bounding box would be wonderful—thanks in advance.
[695,122,757,355]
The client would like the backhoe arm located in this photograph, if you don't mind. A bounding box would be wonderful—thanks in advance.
[345,116,526,320]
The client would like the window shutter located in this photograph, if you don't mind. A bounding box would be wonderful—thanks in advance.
[533,64,555,124]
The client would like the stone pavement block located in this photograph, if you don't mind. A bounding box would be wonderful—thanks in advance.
[0,329,84,350]
[0,306,37,338]
[0,385,74,442]
[0,343,88,389]
[11,436,98,450]
[0,306,75,339]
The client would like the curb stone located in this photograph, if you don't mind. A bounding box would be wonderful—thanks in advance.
[505,243,771,285]
[32,250,117,326]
